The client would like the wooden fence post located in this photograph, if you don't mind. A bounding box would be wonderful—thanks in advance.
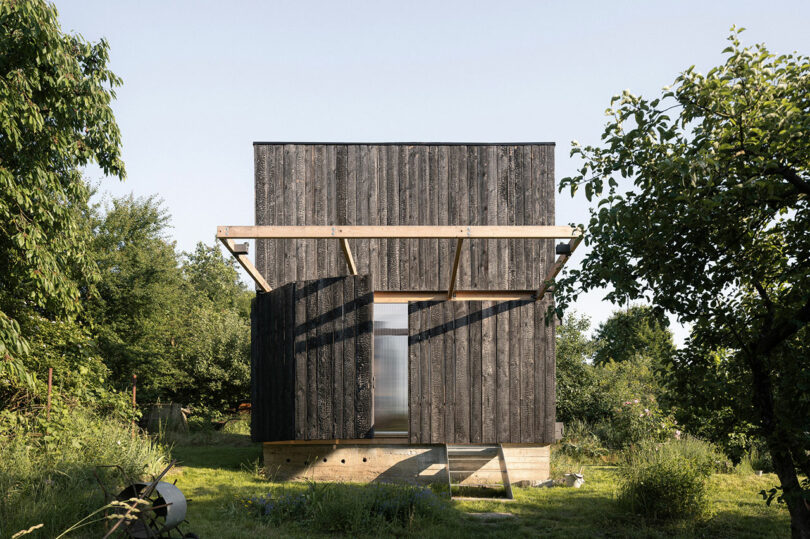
[47,367,53,420]
[131,374,137,438]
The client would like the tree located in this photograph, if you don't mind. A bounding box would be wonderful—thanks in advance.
[592,306,675,366]
[557,29,810,536]
[89,195,189,398]
[555,312,597,423]
[0,0,124,392]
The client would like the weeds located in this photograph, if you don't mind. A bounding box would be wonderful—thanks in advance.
[242,482,450,534]
[0,407,168,538]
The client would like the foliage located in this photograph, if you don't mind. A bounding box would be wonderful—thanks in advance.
[619,440,714,521]
[607,397,678,449]
[555,312,598,423]
[0,0,124,389]
[593,306,675,367]
[242,482,448,534]
[88,195,252,409]
[557,28,810,532]
[0,406,167,539]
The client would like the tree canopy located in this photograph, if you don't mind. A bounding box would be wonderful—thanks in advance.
[558,29,810,535]
[592,305,675,366]
[0,0,124,389]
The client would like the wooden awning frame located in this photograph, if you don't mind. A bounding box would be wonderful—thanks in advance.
[217,225,582,301]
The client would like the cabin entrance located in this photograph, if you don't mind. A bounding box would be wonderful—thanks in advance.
[373,303,409,437]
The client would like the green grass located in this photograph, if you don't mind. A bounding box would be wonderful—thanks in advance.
[165,435,791,538]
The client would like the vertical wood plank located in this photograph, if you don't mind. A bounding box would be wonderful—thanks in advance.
[332,278,344,439]
[305,279,319,438]
[347,146,358,281]
[508,301,521,443]
[468,300,483,443]
[284,283,296,439]
[314,145,328,280]
[484,147,498,290]
[466,146,480,290]
[494,146,509,290]
[495,303,510,442]
[545,298,556,443]
[254,146,268,288]
[355,275,374,438]
[326,145,337,277]
[437,147,449,294]
[408,302,421,443]
[399,146,410,290]
[453,301,470,443]
[376,147,388,289]
[534,299,546,441]
[316,279,332,439]
[270,284,281,441]
[386,146,400,290]
[443,301,455,442]
[457,147,470,289]
[283,144,296,284]
[367,146,379,286]
[407,147,419,290]
[294,282,307,439]
[520,301,535,443]
[481,300,496,442]
[419,300,431,442]
[357,145,370,278]
[343,276,356,438]
[429,302,444,443]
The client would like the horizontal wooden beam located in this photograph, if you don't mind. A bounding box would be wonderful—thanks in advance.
[217,225,580,240]
[219,238,272,292]
[374,290,537,303]
[537,234,584,297]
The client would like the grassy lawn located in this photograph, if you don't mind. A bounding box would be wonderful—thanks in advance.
[163,433,790,538]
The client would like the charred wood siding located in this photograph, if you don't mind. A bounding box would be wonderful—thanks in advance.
[408,297,556,444]
[251,275,374,442]
[254,143,556,290]
[253,143,556,445]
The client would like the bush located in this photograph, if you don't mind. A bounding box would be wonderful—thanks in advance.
[618,438,714,521]
[243,482,449,534]
[0,406,168,538]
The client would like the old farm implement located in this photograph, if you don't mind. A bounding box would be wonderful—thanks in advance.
[94,460,197,538]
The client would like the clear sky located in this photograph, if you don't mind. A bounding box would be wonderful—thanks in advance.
[55,0,810,344]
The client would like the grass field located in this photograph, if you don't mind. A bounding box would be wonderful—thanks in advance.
[165,433,790,538]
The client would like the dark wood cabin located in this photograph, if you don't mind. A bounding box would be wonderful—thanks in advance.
[216,142,582,487]
[248,143,561,446]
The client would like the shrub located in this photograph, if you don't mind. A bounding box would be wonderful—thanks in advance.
[618,438,714,521]
[243,482,449,534]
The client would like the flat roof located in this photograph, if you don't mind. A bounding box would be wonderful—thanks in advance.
[253,141,555,146]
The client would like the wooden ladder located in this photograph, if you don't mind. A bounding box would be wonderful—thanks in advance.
[444,444,513,499]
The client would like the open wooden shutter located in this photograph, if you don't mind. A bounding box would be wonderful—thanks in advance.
[251,275,373,442]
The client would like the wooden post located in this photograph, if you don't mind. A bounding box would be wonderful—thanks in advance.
[131,374,137,438]
[47,367,53,420]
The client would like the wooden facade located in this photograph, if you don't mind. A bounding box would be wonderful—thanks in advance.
[252,143,558,446]
[253,143,556,290]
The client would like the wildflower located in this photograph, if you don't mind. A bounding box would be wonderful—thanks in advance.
[623,401,631,406]
[674,430,682,440]
[633,399,639,404]
[644,408,651,416]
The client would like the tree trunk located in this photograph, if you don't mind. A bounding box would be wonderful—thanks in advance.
[749,355,810,538]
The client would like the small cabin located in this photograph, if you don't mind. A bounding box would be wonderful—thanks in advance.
[218,143,580,489]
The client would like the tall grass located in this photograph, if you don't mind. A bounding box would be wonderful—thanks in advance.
[0,407,168,538]
[618,437,719,521]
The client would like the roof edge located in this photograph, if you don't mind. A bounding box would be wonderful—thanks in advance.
[252,141,556,146]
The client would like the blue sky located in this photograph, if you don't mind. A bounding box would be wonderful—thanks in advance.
[56,0,810,343]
